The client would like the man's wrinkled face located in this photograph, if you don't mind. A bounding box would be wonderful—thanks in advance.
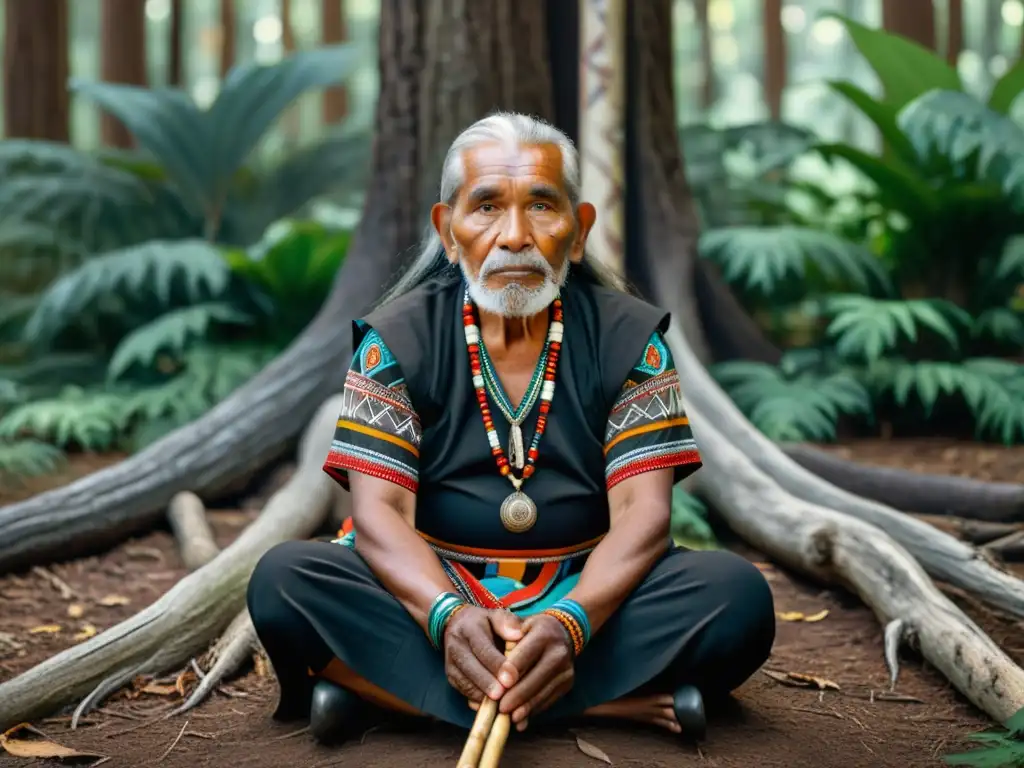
[432,142,595,318]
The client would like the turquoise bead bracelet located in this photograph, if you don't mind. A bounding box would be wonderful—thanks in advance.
[427,591,467,650]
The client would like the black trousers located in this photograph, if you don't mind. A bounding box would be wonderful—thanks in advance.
[246,541,776,729]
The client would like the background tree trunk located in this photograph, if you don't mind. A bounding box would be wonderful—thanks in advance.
[321,0,349,125]
[763,0,785,120]
[945,0,963,67]
[694,0,714,110]
[882,0,936,51]
[220,0,236,78]
[2,0,70,141]
[100,0,149,148]
[169,0,184,87]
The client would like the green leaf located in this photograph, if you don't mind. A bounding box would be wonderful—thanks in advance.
[107,303,254,380]
[23,240,233,346]
[823,80,919,162]
[988,59,1024,114]
[993,236,1024,281]
[0,439,66,482]
[0,385,127,450]
[69,81,214,214]
[825,296,969,361]
[822,13,961,109]
[698,226,891,297]
[1008,705,1024,735]
[670,486,717,550]
[972,307,1024,345]
[208,45,361,192]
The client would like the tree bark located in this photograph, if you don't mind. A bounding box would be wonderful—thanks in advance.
[2,0,70,141]
[628,0,1024,722]
[762,0,785,120]
[881,0,936,51]
[321,0,349,125]
[100,0,149,148]
[220,0,235,78]
[169,0,184,87]
[694,0,714,110]
[945,0,963,67]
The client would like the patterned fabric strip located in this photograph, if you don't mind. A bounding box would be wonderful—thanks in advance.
[603,330,703,490]
[323,330,421,493]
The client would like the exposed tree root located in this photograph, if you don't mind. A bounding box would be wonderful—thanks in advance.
[984,530,1024,562]
[176,609,258,714]
[681,367,1024,722]
[0,395,343,732]
[914,516,1023,545]
[167,492,220,572]
[782,443,1024,523]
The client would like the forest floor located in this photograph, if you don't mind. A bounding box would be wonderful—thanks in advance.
[2,438,1024,768]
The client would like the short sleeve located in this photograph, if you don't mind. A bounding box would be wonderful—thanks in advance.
[322,327,421,493]
[603,330,702,490]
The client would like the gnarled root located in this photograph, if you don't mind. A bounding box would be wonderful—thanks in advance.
[0,395,344,732]
[167,492,220,571]
[781,443,1024,524]
[685,383,1024,722]
[176,609,258,714]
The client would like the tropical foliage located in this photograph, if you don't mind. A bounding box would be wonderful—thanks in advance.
[0,47,360,480]
[694,15,1024,445]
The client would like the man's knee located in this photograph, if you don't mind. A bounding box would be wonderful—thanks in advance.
[247,540,317,635]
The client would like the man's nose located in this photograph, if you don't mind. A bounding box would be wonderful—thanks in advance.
[496,207,533,252]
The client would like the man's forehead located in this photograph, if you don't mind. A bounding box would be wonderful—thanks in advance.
[460,142,565,187]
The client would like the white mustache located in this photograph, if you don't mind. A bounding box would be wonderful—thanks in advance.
[478,249,554,281]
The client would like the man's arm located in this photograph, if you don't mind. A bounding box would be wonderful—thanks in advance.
[559,468,674,634]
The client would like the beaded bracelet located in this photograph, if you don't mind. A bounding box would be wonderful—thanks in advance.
[542,598,592,657]
[427,591,467,650]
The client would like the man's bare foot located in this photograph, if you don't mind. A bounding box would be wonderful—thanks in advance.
[584,694,682,734]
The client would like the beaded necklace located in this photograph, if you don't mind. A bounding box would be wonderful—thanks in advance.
[462,287,563,533]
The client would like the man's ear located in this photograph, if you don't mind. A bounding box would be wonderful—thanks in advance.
[570,202,597,263]
[432,203,456,264]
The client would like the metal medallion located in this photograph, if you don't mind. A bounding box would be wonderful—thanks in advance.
[500,490,537,533]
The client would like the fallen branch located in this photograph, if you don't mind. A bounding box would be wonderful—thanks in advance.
[984,530,1024,562]
[176,609,258,714]
[685,381,1024,723]
[167,492,220,572]
[913,516,1023,546]
[781,443,1024,523]
[0,395,343,732]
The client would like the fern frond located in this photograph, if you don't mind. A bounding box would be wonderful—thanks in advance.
[825,295,971,361]
[0,438,66,482]
[670,485,717,550]
[993,235,1024,281]
[23,240,232,346]
[0,385,127,450]
[712,358,873,442]
[107,303,254,380]
[897,89,1024,190]
[971,307,1024,345]
[699,226,891,297]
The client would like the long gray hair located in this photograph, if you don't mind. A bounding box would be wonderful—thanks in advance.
[378,112,625,305]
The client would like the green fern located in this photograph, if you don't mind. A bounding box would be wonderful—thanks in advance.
[699,226,891,298]
[824,295,971,361]
[994,235,1024,281]
[670,485,718,550]
[944,705,1024,767]
[23,240,232,346]
[0,438,66,482]
[0,385,127,450]
[972,307,1024,345]
[107,303,254,380]
[712,358,873,442]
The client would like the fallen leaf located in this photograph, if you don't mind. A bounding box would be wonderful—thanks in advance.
[73,624,98,642]
[28,625,61,634]
[67,604,85,619]
[776,609,830,623]
[576,735,613,764]
[763,669,840,691]
[141,683,178,696]
[253,651,270,678]
[0,723,104,760]
[97,595,130,607]
[175,669,197,698]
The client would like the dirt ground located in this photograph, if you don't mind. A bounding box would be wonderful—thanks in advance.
[2,438,1024,768]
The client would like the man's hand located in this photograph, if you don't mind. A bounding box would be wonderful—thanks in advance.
[444,607,523,703]
[498,613,575,730]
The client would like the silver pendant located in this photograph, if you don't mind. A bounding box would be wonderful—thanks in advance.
[508,423,525,469]
[500,490,537,533]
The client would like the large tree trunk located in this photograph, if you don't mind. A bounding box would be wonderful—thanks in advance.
[321,0,349,125]
[627,0,1024,722]
[100,0,148,148]
[2,0,70,141]
[0,0,560,728]
[882,0,936,51]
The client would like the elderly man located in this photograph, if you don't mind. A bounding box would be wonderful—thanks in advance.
[246,113,775,745]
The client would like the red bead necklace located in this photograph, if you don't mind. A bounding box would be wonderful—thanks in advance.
[462,288,563,533]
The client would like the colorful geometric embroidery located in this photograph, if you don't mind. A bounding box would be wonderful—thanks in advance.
[603,331,702,489]
[635,331,669,376]
[323,335,419,493]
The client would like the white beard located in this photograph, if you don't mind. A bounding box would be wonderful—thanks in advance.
[460,247,569,317]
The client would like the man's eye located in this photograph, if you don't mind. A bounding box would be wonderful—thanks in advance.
[531,202,551,211]
[478,204,496,213]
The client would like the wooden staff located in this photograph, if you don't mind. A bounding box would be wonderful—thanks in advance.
[455,641,516,768]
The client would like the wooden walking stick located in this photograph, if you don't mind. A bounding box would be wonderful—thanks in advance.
[455,641,517,768]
